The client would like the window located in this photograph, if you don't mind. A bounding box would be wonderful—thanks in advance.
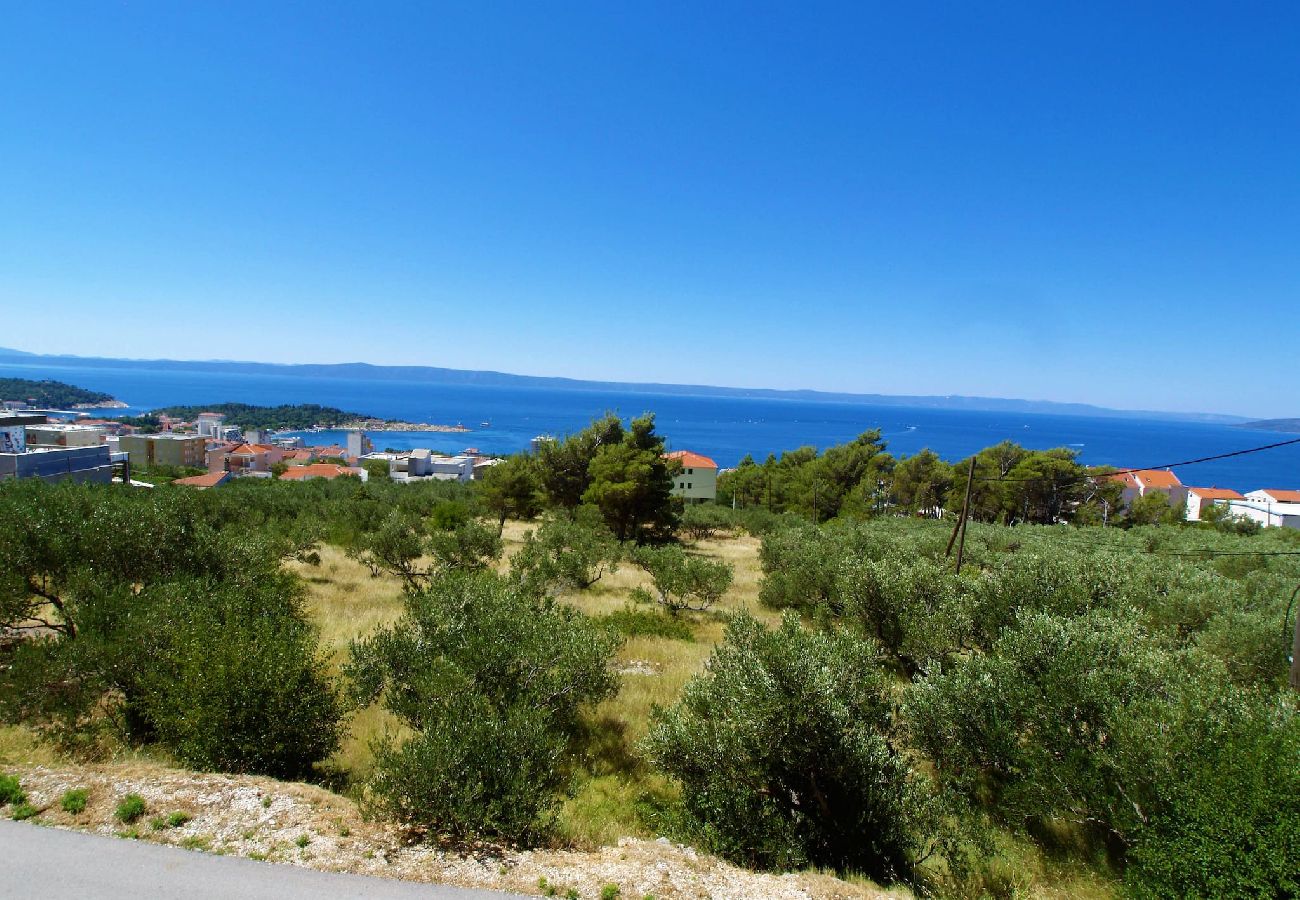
[688,482,692,489]
[687,467,693,474]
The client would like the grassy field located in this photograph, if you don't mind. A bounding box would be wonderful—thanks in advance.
[288,522,781,847]
[0,516,1121,898]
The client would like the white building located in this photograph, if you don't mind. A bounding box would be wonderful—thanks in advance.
[196,412,226,439]
[1110,468,1187,509]
[1226,489,1300,530]
[1184,486,1245,522]
[664,450,719,503]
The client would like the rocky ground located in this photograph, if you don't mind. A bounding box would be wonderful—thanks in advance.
[7,763,899,900]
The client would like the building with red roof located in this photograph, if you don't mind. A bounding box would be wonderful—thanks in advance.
[663,450,718,503]
[172,471,232,490]
[1109,468,1187,511]
[1184,486,1244,521]
[279,463,367,483]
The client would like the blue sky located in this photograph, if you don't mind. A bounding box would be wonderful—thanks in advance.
[1,2,1296,416]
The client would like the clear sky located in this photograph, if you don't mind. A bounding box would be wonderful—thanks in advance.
[1,3,1296,416]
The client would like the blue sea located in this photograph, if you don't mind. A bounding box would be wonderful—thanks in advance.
[3,361,1297,492]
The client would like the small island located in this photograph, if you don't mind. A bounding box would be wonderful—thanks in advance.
[0,377,126,410]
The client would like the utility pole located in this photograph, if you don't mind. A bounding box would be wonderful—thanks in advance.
[1289,584,1300,693]
[947,457,976,559]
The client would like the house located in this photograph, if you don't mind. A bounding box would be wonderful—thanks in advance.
[118,433,208,469]
[1226,489,1300,530]
[279,463,368,483]
[218,442,285,474]
[0,414,120,484]
[663,450,718,503]
[172,471,232,490]
[1109,469,1187,509]
[24,423,108,447]
[280,449,317,466]
[1184,487,1245,522]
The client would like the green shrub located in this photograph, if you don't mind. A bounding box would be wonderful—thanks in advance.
[10,801,38,821]
[679,503,735,541]
[1124,694,1300,899]
[59,788,88,814]
[601,885,622,900]
[509,509,622,597]
[167,810,192,828]
[131,579,343,779]
[347,571,620,843]
[632,545,733,616]
[600,606,694,642]
[115,794,146,824]
[0,774,25,806]
[645,611,938,880]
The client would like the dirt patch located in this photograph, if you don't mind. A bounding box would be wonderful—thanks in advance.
[8,762,900,900]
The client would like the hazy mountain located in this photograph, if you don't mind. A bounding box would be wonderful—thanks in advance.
[0,347,1247,424]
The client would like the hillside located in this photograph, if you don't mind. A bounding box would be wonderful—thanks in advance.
[1239,418,1300,434]
[142,402,369,431]
[0,377,117,409]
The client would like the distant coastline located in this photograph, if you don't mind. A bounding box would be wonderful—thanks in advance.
[0,346,1248,425]
[1237,418,1300,435]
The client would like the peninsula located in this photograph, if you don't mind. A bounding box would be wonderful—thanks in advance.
[123,402,468,433]
[0,377,125,410]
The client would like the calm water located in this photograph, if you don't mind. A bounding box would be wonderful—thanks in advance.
[3,361,1297,491]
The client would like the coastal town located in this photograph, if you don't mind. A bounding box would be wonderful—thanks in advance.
[2,391,1298,531]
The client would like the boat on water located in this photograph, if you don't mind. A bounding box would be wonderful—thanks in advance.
[480,420,491,428]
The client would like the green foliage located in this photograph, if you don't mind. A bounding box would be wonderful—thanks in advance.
[679,503,735,541]
[0,481,342,777]
[0,774,25,805]
[632,545,733,616]
[60,787,88,814]
[476,454,545,533]
[360,459,390,482]
[10,801,38,820]
[136,402,369,431]
[645,612,940,881]
[115,793,146,824]
[346,571,621,843]
[1124,696,1300,899]
[347,508,502,589]
[510,508,622,597]
[583,414,678,543]
[600,605,694,642]
[129,580,343,779]
[0,377,114,408]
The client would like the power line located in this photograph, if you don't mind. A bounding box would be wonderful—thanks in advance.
[965,436,1300,485]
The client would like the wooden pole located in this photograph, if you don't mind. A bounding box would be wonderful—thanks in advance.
[1289,585,1300,693]
[956,495,973,575]
[947,457,976,558]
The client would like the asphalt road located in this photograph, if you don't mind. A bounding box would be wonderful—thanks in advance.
[0,819,528,899]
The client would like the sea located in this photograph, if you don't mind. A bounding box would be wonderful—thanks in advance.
[3,361,1297,492]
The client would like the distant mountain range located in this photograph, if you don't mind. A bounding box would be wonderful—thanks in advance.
[0,346,1250,424]
[1236,418,1300,434]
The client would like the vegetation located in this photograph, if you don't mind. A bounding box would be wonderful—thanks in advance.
[646,611,942,881]
[3,421,1298,898]
[115,793,146,824]
[0,377,115,408]
[0,773,25,805]
[345,571,621,842]
[60,787,88,814]
[122,401,370,431]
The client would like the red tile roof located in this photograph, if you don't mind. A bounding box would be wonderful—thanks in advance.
[172,471,230,489]
[280,464,363,481]
[1187,486,1243,500]
[1111,469,1182,489]
[663,450,718,469]
[1259,489,1300,503]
